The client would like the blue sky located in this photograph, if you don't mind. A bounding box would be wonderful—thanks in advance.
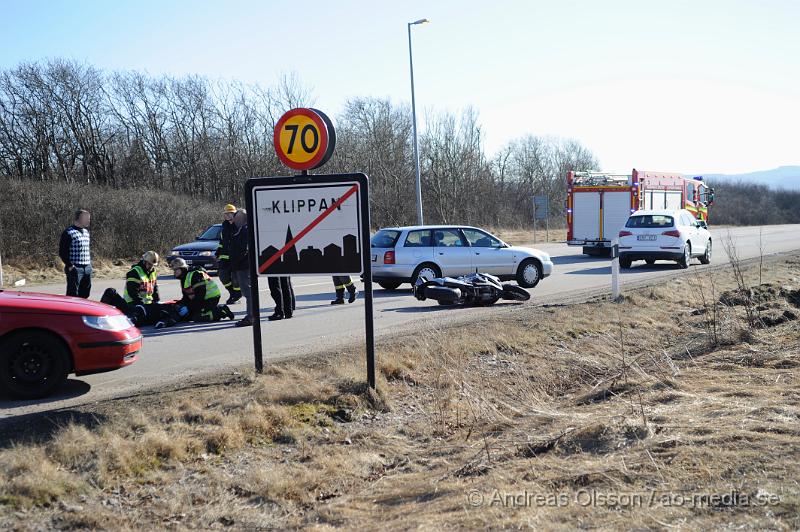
[1,0,797,174]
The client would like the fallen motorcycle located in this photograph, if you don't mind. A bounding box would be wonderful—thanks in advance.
[413,272,531,306]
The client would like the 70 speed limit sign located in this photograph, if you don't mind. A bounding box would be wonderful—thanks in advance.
[273,108,336,171]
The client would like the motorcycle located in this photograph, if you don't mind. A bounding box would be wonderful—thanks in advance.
[413,272,531,306]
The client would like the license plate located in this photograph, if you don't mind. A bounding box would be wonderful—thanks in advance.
[637,235,657,241]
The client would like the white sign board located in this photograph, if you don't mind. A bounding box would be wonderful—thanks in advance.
[251,179,365,276]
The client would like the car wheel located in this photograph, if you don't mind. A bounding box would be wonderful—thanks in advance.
[645,259,656,265]
[516,259,542,288]
[411,263,441,285]
[377,281,402,290]
[678,244,691,269]
[699,240,712,265]
[0,332,70,399]
[620,257,632,269]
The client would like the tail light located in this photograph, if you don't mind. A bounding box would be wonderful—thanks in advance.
[662,230,681,238]
[383,251,395,264]
[618,230,633,237]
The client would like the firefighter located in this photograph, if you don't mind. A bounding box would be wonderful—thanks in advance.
[101,251,172,326]
[215,203,242,304]
[331,276,357,305]
[124,250,161,307]
[169,258,234,323]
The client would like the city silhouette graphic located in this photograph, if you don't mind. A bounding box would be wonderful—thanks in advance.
[259,225,361,274]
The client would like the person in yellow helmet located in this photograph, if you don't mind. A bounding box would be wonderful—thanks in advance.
[215,203,242,305]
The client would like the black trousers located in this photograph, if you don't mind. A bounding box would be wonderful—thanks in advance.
[218,263,240,296]
[268,276,295,317]
[66,264,92,298]
[100,288,173,326]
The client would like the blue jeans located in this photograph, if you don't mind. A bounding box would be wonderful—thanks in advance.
[66,264,92,298]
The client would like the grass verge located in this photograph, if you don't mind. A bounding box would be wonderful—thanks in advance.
[1,254,799,529]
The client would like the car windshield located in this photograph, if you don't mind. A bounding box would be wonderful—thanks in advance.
[625,215,674,228]
[371,229,401,248]
[198,225,222,240]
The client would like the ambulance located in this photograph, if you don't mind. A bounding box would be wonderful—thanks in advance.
[566,169,714,255]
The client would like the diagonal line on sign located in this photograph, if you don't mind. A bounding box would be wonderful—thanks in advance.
[259,184,359,274]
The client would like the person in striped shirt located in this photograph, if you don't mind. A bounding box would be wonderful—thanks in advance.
[58,209,92,298]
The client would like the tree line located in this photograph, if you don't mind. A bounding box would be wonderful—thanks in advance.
[0,59,598,229]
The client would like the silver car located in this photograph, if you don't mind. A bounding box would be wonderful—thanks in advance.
[370,225,554,290]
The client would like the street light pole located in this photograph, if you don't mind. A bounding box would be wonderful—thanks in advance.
[408,18,429,226]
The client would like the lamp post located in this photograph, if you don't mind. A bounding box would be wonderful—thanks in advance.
[408,18,429,225]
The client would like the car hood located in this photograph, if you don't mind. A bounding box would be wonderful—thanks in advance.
[506,245,552,261]
[0,290,122,317]
[172,240,219,252]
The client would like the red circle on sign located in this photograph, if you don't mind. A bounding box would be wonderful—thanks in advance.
[273,108,330,171]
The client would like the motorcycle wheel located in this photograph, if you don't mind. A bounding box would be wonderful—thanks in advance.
[501,284,531,301]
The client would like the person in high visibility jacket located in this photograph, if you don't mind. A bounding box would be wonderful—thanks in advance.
[331,276,357,305]
[101,250,173,326]
[215,204,242,304]
[124,250,160,305]
[170,258,234,323]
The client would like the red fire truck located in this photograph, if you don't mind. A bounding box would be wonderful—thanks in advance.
[566,169,713,255]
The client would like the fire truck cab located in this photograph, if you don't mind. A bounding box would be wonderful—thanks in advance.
[566,169,713,256]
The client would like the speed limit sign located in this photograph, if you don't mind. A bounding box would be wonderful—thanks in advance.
[273,108,336,171]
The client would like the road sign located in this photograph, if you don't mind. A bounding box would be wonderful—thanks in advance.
[245,173,376,389]
[273,108,336,171]
[533,195,549,220]
[250,176,366,276]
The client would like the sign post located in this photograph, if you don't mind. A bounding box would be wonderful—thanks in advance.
[610,238,621,300]
[246,108,376,389]
[533,195,549,243]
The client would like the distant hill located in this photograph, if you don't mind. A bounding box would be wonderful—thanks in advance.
[696,166,800,190]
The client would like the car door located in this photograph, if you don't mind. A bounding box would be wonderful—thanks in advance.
[397,229,434,271]
[432,228,473,276]
[461,228,510,275]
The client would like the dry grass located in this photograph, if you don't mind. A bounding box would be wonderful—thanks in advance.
[1,254,799,529]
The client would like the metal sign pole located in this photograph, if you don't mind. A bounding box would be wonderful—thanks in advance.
[245,181,264,373]
[359,180,376,389]
[611,238,620,300]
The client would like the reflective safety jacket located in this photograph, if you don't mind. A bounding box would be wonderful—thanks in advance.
[123,262,159,304]
[181,268,221,302]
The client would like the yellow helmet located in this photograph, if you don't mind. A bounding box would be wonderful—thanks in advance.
[170,258,188,270]
[223,204,237,214]
[142,250,159,265]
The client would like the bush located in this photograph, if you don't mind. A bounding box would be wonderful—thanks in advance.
[0,177,221,267]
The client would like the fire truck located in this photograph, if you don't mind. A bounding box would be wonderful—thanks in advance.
[566,169,714,255]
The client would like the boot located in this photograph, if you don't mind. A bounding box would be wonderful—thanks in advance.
[235,316,253,327]
[331,288,345,305]
[347,286,358,304]
[226,292,242,305]
[220,305,235,320]
[268,313,284,321]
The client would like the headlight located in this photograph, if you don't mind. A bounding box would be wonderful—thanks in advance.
[170,249,180,256]
[82,315,133,331]
[199,251,213,256]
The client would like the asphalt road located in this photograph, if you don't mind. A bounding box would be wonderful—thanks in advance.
[2,224,799,419]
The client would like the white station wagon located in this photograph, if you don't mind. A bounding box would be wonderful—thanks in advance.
[370,225,553,290]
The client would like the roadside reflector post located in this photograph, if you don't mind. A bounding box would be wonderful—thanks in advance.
[610,238,621,301]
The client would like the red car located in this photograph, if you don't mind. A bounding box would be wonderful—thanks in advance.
[0,290,141,399]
